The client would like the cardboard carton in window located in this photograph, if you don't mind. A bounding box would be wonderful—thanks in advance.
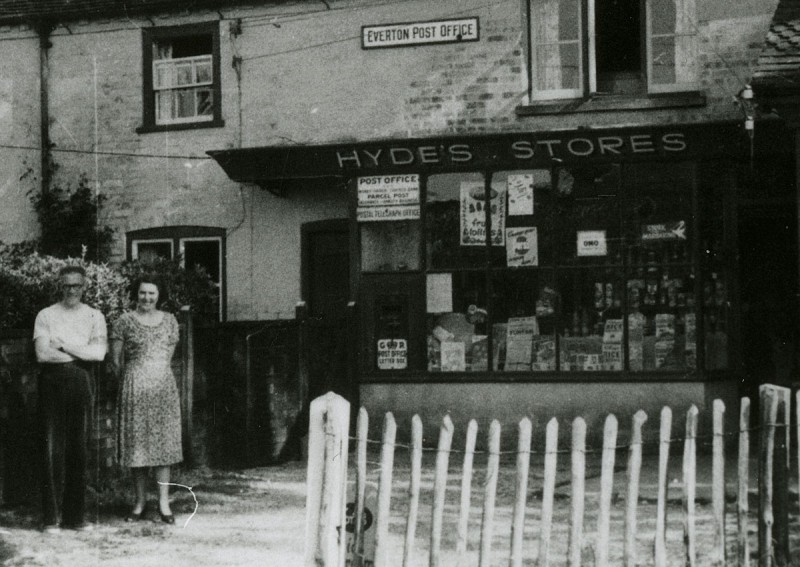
[440,341,466,372]
[470,335,488,372]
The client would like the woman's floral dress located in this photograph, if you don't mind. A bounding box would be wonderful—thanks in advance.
[112,311,183,467]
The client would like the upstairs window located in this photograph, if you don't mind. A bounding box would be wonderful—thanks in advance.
[529,0,698,100]
[139,22,223,132]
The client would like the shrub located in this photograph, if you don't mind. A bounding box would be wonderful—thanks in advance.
[28,174,114,262]
[0,249,216,329]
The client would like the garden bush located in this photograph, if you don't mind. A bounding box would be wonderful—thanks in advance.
[0,245,217,329]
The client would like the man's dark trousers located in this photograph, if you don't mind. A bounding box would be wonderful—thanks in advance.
[39,362,93,527]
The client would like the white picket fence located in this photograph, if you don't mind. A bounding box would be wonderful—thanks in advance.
[304,384,799,567]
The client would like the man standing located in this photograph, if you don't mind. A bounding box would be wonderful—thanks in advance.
[33,265,107,532]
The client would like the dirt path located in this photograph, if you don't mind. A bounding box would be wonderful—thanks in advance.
[0,463,308,567]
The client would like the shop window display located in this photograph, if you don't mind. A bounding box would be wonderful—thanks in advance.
[359,161,726,375]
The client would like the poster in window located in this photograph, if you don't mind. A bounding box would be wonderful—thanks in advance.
[506,227,538,267]
[440,341,466,372]
[426,273,453,313]
[641,220,687,242]
[376,338,408,370]
[460,181,506,246]
[507,173,534,216]
[504,316,539,371]
[577,230,607,257]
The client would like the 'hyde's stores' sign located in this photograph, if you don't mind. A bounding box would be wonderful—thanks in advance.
[335,132,688,171]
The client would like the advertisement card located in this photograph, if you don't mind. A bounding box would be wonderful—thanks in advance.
[376,338,408,370]
[507,173,534,216]
[505,316,539,370]
[426,273,453,313]
[506,227,538,267]
[460,181,506,246]
[576,230,608,256]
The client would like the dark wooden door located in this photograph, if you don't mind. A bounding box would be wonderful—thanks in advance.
[302,220,353,404]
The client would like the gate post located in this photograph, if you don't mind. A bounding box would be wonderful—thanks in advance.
[305,392,351,567]
[758,384,791,567]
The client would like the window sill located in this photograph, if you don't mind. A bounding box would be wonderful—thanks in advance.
[516,91,706,116]
[136,118,225,134]
[359,370,718,383]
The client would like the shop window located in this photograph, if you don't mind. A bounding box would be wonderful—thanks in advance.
[529,0,698,100]
[360,221,421,272]
[139,22,223,132]
[127,226,225,320]
[358,162,725,376]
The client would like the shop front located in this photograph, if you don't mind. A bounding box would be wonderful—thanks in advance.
[209,120,791,444]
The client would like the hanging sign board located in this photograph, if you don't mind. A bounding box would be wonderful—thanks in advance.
[362,17,479,49]
[357,174,420,222]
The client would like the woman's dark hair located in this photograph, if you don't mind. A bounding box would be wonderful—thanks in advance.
[129,274,169,307]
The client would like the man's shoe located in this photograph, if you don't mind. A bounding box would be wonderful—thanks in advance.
[42,524,61,534]
[64,522,93,532]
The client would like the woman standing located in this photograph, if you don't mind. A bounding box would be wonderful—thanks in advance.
[110,276,182,524]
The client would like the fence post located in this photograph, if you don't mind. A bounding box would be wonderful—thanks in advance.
[711,400,726,567]
[654,406,672,567]
[374,413,396,567]
[683,405,698,567]
[538,417,559,567]
[479,420,501,567]
[568,417,586,567]
[738,398,751,567]
[353,408,368,567]
[456,419,478,565]
[402,415,423,567]
[597,414,618,567]
[179,307,195,467]
[624,410,647,567]
[305,392,351,567]
[430,414,454,567]
[758,384,791,567]
[510,417,533,567]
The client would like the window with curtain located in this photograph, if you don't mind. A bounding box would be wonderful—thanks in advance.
[528,0,698,99]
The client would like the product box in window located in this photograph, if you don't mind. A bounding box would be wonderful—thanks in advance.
[470,335,488,372]
[531,337,556,371]
[628,311,645,371]
[440,341,466,372]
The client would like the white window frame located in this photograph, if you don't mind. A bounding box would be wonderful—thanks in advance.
[153,54,214,125]
[528,0,698,100]
[131,238,174,260]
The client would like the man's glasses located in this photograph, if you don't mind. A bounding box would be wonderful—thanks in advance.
[61,284,84,290]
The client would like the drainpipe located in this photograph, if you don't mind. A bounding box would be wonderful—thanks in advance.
[35,21,54,195]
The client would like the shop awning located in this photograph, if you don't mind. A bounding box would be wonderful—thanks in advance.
[207,121,791,187]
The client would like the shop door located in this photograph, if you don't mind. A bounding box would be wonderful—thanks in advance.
[302,220,354,404]
[739,208,798,401]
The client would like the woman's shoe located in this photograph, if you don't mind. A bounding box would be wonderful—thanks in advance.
[125,509,144,522]
[158,511,175,525]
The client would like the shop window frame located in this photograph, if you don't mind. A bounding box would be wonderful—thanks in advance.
[356,159,734,381]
